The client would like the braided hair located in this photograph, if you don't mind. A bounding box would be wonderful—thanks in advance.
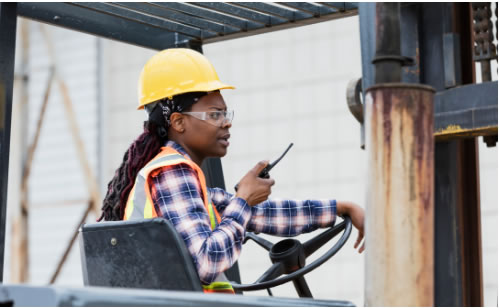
[99,92,207,221]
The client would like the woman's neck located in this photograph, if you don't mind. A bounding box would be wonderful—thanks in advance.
[170,139,204,167]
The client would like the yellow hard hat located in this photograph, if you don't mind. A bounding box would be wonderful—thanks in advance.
[138,48,235,110]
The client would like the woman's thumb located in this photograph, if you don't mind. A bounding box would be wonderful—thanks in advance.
[251,160,269,175]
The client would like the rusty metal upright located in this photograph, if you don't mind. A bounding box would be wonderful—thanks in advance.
[363,3,435,306]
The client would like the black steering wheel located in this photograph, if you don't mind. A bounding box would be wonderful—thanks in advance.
[230,215,352,298]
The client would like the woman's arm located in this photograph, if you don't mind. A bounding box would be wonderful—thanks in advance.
[211,189,337,236]
[149,164,252,285]
[211,190,365,253]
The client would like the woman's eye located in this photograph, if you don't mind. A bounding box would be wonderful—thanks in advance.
[209,112,221,120]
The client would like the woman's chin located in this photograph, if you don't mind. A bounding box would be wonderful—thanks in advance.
[213,147,228,157]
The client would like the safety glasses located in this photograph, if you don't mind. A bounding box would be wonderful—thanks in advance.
[182,110,234,127]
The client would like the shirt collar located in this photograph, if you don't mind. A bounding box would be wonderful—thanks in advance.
[165,140,192,161]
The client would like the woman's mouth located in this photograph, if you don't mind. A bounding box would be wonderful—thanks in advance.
[219,134,230,147]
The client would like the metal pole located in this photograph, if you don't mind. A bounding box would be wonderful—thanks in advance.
[364,84,435,306]
[372,3,403,83]
[0,2,17,282]
[364,3,435,306]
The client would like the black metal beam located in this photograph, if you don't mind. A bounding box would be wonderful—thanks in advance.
[17,2,194,51]
[434,141,464,306]
[280,2,338,16]
[358,3,376,91]
[236,2,307,21]
[434,81,498,138]
[154,2,261,31]
[420,3,484,306]
[118,2,240,36]
[0,2,17,283]
[18,2,358,48]
[191,3,287,26]
[373,3,403,83]
[73,2,216,40]
[323,3,358,11]
[322,3,347,11]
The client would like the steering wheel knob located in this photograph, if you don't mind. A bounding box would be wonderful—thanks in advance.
[269,239,306,274]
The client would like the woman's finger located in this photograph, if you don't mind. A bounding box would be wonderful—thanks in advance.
[358,242,365,253]
[354,232,363,249]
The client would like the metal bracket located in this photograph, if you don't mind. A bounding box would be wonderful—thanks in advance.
[346,78,365,149]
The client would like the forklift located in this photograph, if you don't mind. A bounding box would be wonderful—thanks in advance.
[0,2,496,306]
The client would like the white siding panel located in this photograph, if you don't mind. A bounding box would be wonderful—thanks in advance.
[27,22,98,208]
[478,142,498,306]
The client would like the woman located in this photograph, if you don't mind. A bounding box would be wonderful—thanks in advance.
[99,48,365,294]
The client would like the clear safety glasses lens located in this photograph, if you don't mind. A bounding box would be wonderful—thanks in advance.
[183,110,234,127]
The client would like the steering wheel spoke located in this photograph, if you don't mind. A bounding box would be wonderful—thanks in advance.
[244,232,273,251]
[233,216,352,297]
[255,262,284,283]
[303,219,347,258]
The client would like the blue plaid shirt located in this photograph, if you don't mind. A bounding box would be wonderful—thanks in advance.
[149,141,337,284]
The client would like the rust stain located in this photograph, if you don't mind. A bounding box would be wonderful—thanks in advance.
[434,124,497,138]
[436,124,464,134]
[367,86,435,306]
[381,89,393,214]
[413,90,434,211]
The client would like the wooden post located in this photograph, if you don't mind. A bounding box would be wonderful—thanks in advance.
[10,19,32,283]
[39,24,101,215]
[49,200,93,284]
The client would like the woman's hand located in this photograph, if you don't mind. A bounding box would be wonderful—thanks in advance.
[236,161,275,206]
[337,201,365,253]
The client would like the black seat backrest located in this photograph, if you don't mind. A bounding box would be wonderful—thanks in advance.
[79,218,203,292]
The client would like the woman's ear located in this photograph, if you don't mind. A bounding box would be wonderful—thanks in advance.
[170,112,185,133]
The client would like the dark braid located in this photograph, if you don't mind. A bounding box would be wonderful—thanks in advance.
[98,91,207,221]
[99,121,165,221]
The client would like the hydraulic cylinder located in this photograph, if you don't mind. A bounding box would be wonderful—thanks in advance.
[364,84,435,306]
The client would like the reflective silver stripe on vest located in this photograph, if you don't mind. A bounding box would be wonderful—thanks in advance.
[128,153,185,219]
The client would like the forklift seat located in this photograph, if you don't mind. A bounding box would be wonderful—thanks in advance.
[79,218,203,292]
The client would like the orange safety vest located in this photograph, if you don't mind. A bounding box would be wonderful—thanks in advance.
[124,146,234,294]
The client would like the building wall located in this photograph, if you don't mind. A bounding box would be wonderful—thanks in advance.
[6,20,100,285]
[6,14,497,306]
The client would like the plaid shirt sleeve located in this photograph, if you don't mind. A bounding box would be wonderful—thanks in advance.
[210,188,337,236]
[149,164,251,285]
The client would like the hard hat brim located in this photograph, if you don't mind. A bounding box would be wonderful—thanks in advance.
[137,81,235,110]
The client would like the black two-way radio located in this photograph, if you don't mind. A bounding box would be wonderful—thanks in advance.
[234,143,294,192]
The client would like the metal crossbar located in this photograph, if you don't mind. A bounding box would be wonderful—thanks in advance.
[17,2,358,50]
